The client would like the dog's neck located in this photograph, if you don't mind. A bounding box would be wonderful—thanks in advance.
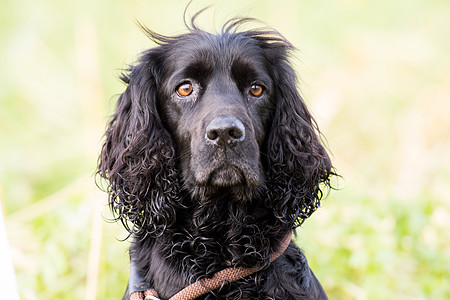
[131,194,290,299]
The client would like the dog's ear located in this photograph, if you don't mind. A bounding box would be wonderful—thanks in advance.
[97,50,181,237]
[265,52,333,228]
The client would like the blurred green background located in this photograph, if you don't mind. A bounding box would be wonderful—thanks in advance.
[1,0,449,299]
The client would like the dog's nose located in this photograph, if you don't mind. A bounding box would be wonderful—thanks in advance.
[205,117,245,148]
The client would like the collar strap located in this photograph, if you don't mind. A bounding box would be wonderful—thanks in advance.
[131,232,292,300]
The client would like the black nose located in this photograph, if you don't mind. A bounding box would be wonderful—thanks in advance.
[205,117,245,148]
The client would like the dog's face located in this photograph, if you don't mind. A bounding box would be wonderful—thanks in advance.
[98,22,333,235]
[156,32,274,194]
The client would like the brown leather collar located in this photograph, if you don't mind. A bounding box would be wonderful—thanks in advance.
[130,232,292,300]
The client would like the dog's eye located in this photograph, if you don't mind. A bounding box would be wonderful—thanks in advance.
[176,82,193,97]
[249,84,263,97]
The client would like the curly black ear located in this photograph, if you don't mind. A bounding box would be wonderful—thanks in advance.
[97,50,181,237]
[265,50,333,228]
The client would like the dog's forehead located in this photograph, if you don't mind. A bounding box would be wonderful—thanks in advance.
[165,31,266,70]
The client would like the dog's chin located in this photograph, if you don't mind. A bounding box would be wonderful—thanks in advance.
[209,165,246,187]
[194,164,261,189]
[186,164,263,202]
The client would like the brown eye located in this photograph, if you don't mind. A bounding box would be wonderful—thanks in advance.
[177,82,193,97]
[249,84,263,97]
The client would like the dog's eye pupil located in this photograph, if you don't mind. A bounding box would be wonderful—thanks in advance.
[177,83,193,97]
[249,84,263,97]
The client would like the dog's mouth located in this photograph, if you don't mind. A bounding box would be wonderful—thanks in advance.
[188,133,263,191]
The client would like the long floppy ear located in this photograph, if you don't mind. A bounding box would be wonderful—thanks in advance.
[97,50,181,237]
[265,52,333,228]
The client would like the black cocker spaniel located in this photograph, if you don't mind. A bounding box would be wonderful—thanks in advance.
[98,16,335,300]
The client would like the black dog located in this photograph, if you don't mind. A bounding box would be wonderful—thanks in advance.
[98,16,334,299]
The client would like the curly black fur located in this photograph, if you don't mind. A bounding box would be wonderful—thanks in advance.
[98,16,334,300]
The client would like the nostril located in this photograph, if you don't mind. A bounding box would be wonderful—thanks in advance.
[207,129,219,141]
[228,128,243,139]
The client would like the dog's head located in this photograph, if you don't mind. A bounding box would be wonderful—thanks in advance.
[156,26,279,200]
[98,19,333,236]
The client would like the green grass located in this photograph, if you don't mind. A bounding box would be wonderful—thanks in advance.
[1,0,449,299]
